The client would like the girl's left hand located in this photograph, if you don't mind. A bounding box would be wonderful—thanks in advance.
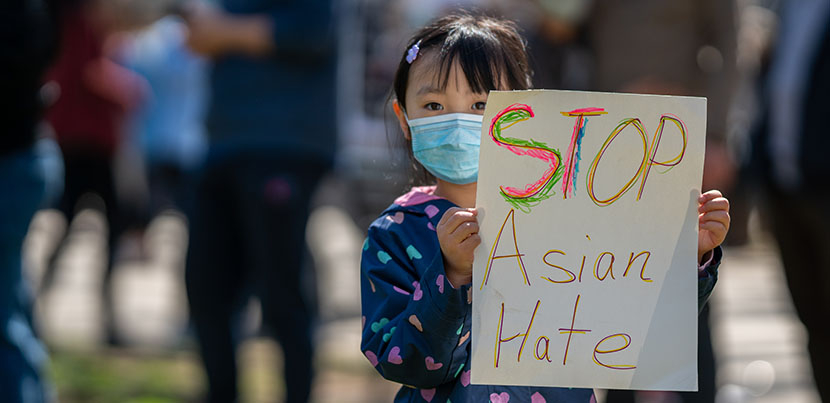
[698,190,730,263]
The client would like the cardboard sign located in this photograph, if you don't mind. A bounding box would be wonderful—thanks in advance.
[471,90,707,391]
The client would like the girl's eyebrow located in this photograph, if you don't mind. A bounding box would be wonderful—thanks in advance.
[415,85,444,96]
[415,85,480,96]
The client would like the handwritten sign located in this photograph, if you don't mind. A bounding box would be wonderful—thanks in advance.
[471,90,706,391]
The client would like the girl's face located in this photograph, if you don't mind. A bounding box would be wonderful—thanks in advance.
[394,51,490,139]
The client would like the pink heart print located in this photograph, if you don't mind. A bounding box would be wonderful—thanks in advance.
[364,350,378,367]
[425,356,443,370]
[420,388,436,402]
[531,391,546,403]
[460,370,471,387]
[490,392,510,403]
[412,281,423,301]
[387,346,403,364]
[436,275,445,293]
[425,204,440,218]
[388,211,405,224]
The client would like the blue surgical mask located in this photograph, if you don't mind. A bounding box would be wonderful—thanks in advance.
[406,113,483,185]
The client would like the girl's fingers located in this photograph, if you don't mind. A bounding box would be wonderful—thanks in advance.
[446,216,478,243]
[459,233,481,252]
[700,217,730,240]
[437,207,461,227]
[438,208,477,234]
[436,207,463,230]
[699,210,731,226]
[451,220,480,242]
[698,190,723,204]
[699,219,728,235]
[699,197,730,213]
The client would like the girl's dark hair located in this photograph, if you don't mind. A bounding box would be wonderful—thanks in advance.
[392,13,532,113]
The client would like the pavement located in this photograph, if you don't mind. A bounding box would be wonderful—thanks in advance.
[709,236,821,403]
[22,202,822,402]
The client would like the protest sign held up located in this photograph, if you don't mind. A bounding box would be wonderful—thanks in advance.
[472,90,707,391]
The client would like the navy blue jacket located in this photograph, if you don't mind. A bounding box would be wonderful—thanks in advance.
[360,187,720,402]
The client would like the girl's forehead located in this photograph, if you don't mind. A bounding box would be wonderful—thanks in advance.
[409,51,452,86]
[406,49,509,96]
[407,52,472,94]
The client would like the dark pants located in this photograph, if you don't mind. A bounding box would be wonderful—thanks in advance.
[40,148,126,343]
[185,152,327,403]
[0,139,62,403]
[146,163,191,216]
[766,188,830,401]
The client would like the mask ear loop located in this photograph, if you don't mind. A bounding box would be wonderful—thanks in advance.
[393,102,412,125]
[393,101,414,141]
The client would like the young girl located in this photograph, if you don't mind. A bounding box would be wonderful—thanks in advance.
[360,14,730,402]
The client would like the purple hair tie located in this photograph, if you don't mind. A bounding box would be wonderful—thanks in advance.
[406,40,421,64]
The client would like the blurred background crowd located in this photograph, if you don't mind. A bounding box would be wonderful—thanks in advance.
[2,0,828,401]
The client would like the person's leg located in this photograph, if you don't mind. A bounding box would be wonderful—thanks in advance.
[239,157,326,403]
[797,194,830,401]
[147,163,186,215]
[0,143,59,403]
[768,190,830,401]
[89,154,128,345]
[185,158,246,403]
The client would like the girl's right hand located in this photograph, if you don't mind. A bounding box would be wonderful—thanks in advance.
[436,207,481,287]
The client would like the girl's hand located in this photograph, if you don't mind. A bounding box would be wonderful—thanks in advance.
[436,207,481,287]
[698,190,730,263]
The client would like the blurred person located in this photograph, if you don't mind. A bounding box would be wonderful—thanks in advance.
[359,13,729,402]
[587,0,739,192]
[581,2,739,402]
[749,1,830,400]
[122,14,208,218]
[40,0,148,346]
[492,0,593,90]
[181,0,336,401]
[0,0,64,401]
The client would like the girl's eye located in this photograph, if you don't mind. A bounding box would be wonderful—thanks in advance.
[425,102,444,111]
[473,101,487,110]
